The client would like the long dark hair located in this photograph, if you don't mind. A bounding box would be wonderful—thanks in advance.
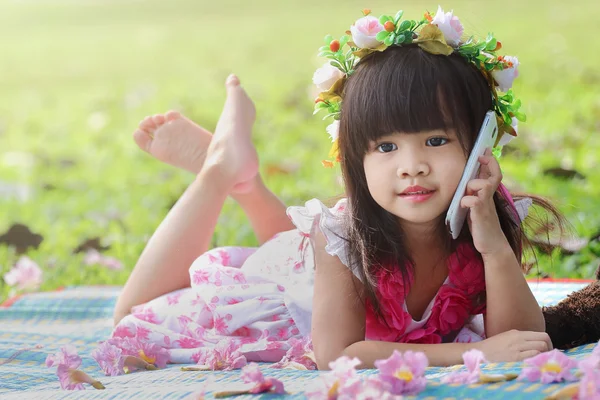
[336,45,567,316]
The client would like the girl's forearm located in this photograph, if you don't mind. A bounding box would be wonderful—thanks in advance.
[483,244,545,336]
[339,340,471,369]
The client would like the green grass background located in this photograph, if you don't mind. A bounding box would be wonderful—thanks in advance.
[0,0,599,302]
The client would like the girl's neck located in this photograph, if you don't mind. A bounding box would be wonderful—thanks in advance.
[401,218,449,265]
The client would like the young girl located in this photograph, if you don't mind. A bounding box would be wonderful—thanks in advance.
[113,7,557,369]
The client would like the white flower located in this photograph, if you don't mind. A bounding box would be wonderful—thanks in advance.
[498,117,518,147]
[492,56,520,91]
[312,63,345,92]
[326,120,340,142]
[3,256,43,291]
[430,5,464,46]
[350,16,384,49]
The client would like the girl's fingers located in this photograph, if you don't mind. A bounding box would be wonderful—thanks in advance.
[478,153,503,186]
[518,350,541,361]
[466,178,493,195]
[460,195,480,209]
[524,332,553,350]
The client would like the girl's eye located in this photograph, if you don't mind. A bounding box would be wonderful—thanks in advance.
[426,137,448,147]
[376,143,397,153]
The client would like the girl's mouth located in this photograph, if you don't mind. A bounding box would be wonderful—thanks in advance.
[398,190,435,203]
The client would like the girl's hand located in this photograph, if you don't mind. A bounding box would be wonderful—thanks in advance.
[474,329,553,362]
[460,148,508,256]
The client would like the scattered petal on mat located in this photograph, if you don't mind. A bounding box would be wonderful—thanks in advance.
[107,337,169,369]
[195,338,247,371]
[212,364,285,397]
[305,356,363,399]
[91,341,125,376]
[270,337,317,370]
[442,349,491,384]
[517,349,578,384]
[46,345,104,390]
[576,355,600,399]
[375,349,428,395]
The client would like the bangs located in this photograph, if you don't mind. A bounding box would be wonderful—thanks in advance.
[339,45,493,154]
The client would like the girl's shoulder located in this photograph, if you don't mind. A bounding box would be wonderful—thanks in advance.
[286,198,353,268]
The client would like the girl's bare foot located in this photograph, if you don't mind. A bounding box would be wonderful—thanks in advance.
[203,74,258,194]
[133,111,211,174]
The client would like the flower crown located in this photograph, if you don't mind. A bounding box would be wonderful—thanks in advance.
[313,7,526,167]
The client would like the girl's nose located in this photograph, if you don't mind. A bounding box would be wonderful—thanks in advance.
[396,158,430,178]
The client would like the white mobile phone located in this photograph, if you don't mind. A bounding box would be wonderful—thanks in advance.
[445,111,498,239]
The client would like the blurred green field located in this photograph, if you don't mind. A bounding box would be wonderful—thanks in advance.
[0,0,599,302]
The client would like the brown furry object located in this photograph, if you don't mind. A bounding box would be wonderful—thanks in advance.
[542,267,600,349]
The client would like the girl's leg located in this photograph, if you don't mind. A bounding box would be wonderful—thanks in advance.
[114,75,258,325]
[133,108,294,245]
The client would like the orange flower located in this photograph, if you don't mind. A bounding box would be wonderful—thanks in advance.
[362,9,371,16]
[424,11,433,22]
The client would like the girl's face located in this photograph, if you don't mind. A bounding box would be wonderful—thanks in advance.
[363,129,467,227]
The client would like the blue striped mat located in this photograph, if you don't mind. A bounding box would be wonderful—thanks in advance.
[0,282,593,399]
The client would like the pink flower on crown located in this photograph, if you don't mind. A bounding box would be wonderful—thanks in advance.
[428,286,471,334]
[350,16,384,49]
[448,243,485,297]
[492,56,520,91]
[430,6,464,46]
[313,63,345,92]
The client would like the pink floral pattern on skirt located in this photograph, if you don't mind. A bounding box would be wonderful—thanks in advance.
[113,236,307,365]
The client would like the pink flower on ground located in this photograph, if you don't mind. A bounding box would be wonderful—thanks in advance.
[579,355,600,399]
[306,356,363,399]
[362,377,405,400]
[517,349,578,384]
[3,256,43,291]
[91,341,125,376]
[107,337,169,369]
[83,249,123,270]
[428,286,471,335]
[46,345,104,390]
[271,337,317,370]
[441,349,487,384]
[241,363,285,394]
[197,339,247,371]
[374,350,428,395]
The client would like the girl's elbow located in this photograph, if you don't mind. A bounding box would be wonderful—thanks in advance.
[314,342,359,370]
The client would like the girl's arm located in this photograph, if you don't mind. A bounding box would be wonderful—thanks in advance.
[311,230,470,369]
[482,244,546,336]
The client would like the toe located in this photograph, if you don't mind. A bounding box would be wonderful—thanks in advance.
[225,74,240,89]
[139,116,157,134]
[152,114,166,126]
[133,129,152,152]
[165,110,182,121]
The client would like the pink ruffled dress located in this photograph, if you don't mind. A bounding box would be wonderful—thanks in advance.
[112,192,530,365]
